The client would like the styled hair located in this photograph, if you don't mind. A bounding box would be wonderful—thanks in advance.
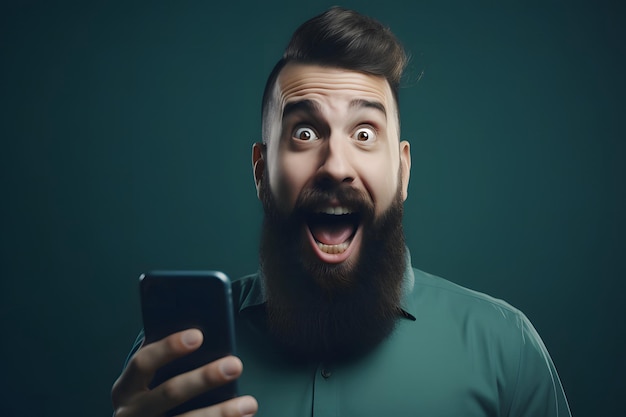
[261,7,408,142]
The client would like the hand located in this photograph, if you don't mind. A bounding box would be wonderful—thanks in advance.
[112,329,258,417]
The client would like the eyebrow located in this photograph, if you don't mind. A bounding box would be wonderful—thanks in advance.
[349,99,387,118]
[282,98,387,120]
[282,100,321,119]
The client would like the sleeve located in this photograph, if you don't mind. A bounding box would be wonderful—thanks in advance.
[505,312,571,417]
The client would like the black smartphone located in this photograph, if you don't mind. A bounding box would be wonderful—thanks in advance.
[139,270,238,416]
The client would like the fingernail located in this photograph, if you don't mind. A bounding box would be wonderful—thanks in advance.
[238,396,257,416]
[181,329,202,347]
[220,358,240,378]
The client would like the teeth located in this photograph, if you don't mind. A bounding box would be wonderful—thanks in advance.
[316,241,350,254]
[319,206,351,215]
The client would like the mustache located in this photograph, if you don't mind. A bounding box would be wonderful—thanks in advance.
[293,185,375,220]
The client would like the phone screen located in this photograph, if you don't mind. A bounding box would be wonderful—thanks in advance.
[140,270,238,415]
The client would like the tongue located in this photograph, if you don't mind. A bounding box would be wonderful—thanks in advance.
[310,223,354,245]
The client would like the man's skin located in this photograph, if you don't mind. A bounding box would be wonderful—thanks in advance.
[111,63,411,417]
[111,329,257,417]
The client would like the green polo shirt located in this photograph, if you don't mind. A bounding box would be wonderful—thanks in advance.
[123,252,571,416]
[231,253,571,417]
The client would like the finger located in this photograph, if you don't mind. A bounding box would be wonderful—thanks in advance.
[140,356,244,416]
[178,395,258,417]
[112,329,203,405]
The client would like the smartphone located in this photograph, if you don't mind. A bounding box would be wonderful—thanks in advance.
[139,270,237,416]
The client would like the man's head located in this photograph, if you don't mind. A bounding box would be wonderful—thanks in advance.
[251,7,412,360]
[260,6,408,144]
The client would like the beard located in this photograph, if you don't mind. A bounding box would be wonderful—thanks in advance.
[258,174,407,361]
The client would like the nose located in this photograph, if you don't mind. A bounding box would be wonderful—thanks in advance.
[316,135,356,186]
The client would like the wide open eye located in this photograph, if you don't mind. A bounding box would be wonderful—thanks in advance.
[293,126,319,141]
[353,126,376,142]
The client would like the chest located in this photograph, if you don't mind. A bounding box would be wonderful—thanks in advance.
[236,318,505,417]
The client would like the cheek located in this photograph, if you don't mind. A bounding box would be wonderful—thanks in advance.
[359,157,400,216]
[269,152,315,211]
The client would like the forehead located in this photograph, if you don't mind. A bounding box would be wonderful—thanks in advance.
[275,63,395,113]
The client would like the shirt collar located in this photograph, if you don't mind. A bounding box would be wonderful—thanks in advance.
[240,247,417,321]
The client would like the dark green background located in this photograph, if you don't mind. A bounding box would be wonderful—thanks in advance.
[1,1,624,416]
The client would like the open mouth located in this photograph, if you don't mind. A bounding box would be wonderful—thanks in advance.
[306,206,361,259]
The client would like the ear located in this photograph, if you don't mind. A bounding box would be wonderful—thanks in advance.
[399,140,411,201]
[252,142,266,200]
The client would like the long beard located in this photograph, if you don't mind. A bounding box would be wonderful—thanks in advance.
[258,176,407,361]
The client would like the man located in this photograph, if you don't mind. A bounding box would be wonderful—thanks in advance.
[112,7,571,417]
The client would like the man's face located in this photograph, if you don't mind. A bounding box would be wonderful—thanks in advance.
[253,63,411,277]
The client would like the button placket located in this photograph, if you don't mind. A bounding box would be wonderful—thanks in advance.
[312,362,338,416]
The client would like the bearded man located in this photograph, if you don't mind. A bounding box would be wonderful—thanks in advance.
[112,7,571,417]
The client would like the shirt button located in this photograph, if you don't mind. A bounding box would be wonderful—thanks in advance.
[321,368,332,378]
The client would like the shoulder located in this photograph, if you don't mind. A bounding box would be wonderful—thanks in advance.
[409,267,534,344]
[232,273,258,294]
[409,268,556,368]
[231,272,264,311]
[412,267,524,317]
[409,268,571,416]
